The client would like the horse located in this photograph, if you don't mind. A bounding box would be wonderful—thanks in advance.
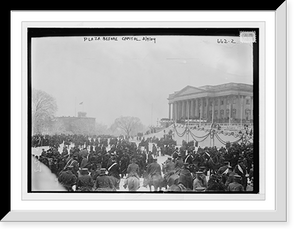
[123,176,140,191]
[163,170,195,192]
[165,171,180,188]
[107,176,120,190]
[143,173,164,192]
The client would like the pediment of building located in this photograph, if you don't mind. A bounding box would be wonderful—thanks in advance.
[174,86,204,97]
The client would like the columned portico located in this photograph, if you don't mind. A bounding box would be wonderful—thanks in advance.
[168,83,253,124]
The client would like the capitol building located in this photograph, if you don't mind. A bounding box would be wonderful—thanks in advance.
[168,83,253,125]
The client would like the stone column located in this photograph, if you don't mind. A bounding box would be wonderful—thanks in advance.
[225,96,228,121]
[206,97,209,121]
[169,103,171,120]
[240,95,244,125]
[187,100,190,119]
[195,98,199,118]
[190,99,194,118]
[173,102,176,121]
[211,98,215,123]
[201,98,204,120]
[186,100,189,119]
[182,100,185,119]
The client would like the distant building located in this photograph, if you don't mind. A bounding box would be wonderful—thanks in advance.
[168,82,253,124]
[54,112,96,135]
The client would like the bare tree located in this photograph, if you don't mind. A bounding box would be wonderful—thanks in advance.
[110,116,144,137]
[32,89,57,134]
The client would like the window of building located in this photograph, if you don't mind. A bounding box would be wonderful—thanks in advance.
[246,99,250,105]
[221,99,224,105]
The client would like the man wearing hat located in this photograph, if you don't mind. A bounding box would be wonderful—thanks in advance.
[177,163,193,190]
[184,151,194,165]
[227,174,244,192]
[162,157,176,183]
[193,171,207,191]
[164,157,175,174]
[107,157,120,180]
[127,158,140,179]
[77,168,93,191]
[172,147,180,161]
[146,157,162,177]
[94,168,115,191]
[174,155,184,171]
[58,165,77,191]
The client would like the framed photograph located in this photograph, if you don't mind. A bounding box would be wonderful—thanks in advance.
[5,2,286,221]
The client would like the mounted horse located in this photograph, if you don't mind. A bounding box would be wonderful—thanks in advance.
[123,176,140,191]
[143,158,165,191]
[143,171,164,191]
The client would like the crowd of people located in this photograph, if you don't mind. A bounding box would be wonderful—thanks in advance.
[32,133,254,192]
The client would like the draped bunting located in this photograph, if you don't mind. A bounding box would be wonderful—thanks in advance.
[172,122,251,146]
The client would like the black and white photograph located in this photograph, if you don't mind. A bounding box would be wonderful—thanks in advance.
[6,4,290,224]
[29,28,258,193]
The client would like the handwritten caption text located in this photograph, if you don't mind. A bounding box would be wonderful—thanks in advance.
[83,36,157,43]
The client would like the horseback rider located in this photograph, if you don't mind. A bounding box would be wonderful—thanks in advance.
[177,163,193,190]
[127,158,140,179]
[184,151,194,165]
[147,157,162,177]
[94,168,115,191]
[172,147,180,161]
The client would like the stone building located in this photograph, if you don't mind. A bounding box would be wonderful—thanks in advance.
[168,83,253,124]
[54,112,96,135]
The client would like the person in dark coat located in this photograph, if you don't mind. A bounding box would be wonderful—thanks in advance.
[107,158,120,179]
[58,166,77,191]
[184,151,194,164]
[80,157,89,169]
[227,174,244,192]
[174,156,184,171]
[76,168,93,191]
[146,158,162,177]
[147,151,154,164]
[177,163,193,190]
[107,158,120,189]
[172,148,180,161]
[94,168,115,191]
[127,158,140,178]
[164,157,176,174]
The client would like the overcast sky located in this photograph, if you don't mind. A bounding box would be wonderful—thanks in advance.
[32,35,253,127]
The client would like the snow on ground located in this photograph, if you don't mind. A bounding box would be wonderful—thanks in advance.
[32,143,169,192]
[31,126,242,192]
